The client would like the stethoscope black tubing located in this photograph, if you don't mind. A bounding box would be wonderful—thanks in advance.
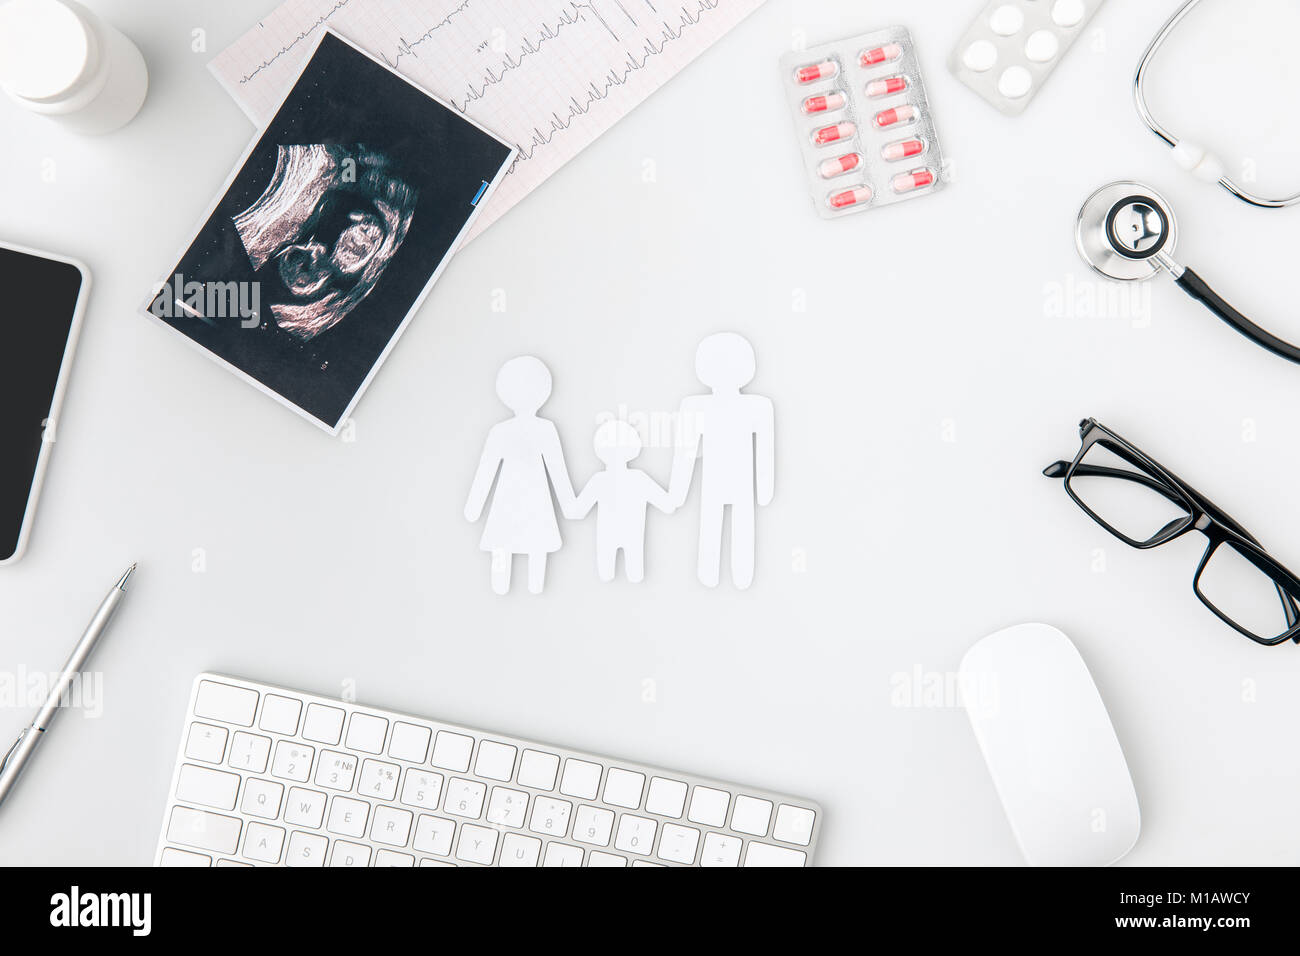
[1175,269,1300,366]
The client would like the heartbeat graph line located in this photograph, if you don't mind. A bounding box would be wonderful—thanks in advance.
[238,0,354,84]
[213,0,760,239]
[467,1,728,166]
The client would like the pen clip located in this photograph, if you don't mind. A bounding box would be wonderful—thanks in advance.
[0,728,28,774]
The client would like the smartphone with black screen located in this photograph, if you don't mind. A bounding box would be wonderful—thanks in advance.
[0,242,90,565]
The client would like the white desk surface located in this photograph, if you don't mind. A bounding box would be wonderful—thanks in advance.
[2,0,1299,866]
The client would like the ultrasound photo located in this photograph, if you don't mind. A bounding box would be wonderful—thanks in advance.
[145,32,515,433]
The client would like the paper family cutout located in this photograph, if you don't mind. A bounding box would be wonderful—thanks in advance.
[465,333,774,593]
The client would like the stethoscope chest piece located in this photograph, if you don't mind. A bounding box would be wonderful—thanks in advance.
[1076,181,1178,282]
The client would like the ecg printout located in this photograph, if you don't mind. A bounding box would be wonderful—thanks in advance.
[210,0,765,241]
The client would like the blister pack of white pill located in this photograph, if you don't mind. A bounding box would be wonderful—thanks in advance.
[949,0,1106,115]
[780,26,947,220]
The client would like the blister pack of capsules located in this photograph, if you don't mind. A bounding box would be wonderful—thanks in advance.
[949,0,1107,115]
[780,26,946,219]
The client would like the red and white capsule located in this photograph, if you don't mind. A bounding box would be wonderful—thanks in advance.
[874,104,918,129]
[818,152,862,179]
[882,138,925,162]
[859,42,903,68]
[811,121,856,146]
[866,75,907,98]
[892,168,935,193]
[794,59,838,84]
[802,91,846,114]
[827,185,873,210]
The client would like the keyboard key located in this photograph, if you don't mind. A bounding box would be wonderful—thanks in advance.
[358,759,400,801]
[285,830,327,867]
[516,749,559,790]
[412,814,455,856]
[743,842,807,867]
[542,842,583,867]
[430,731,473,772]
[284,787,326,829]
[327,796,370,838]
[388,722,431,763]
[167,807,242,854]
[241,778,284,820]
[528,796,572,837]
[443,777,486,818]
[242,822,285,863]
[270,741,314,783]
[499,833,542,867]
[657,823,700,864]
[314,751,357,791]
[301,703,344,745]
[259,694,301,735]
[560,759,602,800]
[228,732,271,773]
[603,768,645,809]
[176,764,240,811]
[475,740,517,781]
[329,840,371,867]
[194,680,257,726]
[184,722,228,763]
[700,832,742,867]
[731,795,773,837]
[346,713,388,754]
[455,824,498,865]
[688,786,730,827]
[371,806,413,846]
[486,787,529,827]
[159,675,822,867]
[645,777,687,818]
[773,804,816,846]
[399,769,443,810]
[614,814,656,854]
[160,847,211,867]
[573,805,614,846]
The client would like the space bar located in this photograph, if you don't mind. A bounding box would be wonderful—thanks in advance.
[167,806,242,854]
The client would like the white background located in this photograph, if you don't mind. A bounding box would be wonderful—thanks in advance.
[2,0,1299,866]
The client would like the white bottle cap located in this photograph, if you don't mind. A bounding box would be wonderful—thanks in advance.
[0,0,98,103]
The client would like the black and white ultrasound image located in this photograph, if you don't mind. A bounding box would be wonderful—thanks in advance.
[148,32,514,430]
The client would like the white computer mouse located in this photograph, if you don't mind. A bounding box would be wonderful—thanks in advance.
[960,623,1140,866]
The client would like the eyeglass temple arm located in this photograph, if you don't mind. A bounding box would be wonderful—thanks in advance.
[1045,461,1300,630]
[1045,460,1261,546]
[1042,460,1184,502]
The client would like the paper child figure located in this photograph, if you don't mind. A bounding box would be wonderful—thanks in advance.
[669,333,774,589]
[572,420,675,583]
[465,356,577,595]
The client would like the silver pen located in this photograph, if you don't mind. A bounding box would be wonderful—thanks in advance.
[0,563,136,810]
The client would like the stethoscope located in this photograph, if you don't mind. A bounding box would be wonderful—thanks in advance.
[1135,0,1300,209]
[1076,181,1300,366]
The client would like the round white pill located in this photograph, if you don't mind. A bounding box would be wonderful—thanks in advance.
[963,39,998,72]
[998,66,1033,98]
[1052,0,1086,27]
[990,5,1025,36]
[1025,29,1060,62]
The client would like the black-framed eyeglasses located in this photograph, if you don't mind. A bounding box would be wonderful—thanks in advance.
[1043,418,1300,647]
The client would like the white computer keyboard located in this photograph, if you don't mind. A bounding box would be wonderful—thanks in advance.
[154,674,823,867]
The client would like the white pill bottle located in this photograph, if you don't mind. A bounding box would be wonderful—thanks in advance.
[0,0,148,134]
